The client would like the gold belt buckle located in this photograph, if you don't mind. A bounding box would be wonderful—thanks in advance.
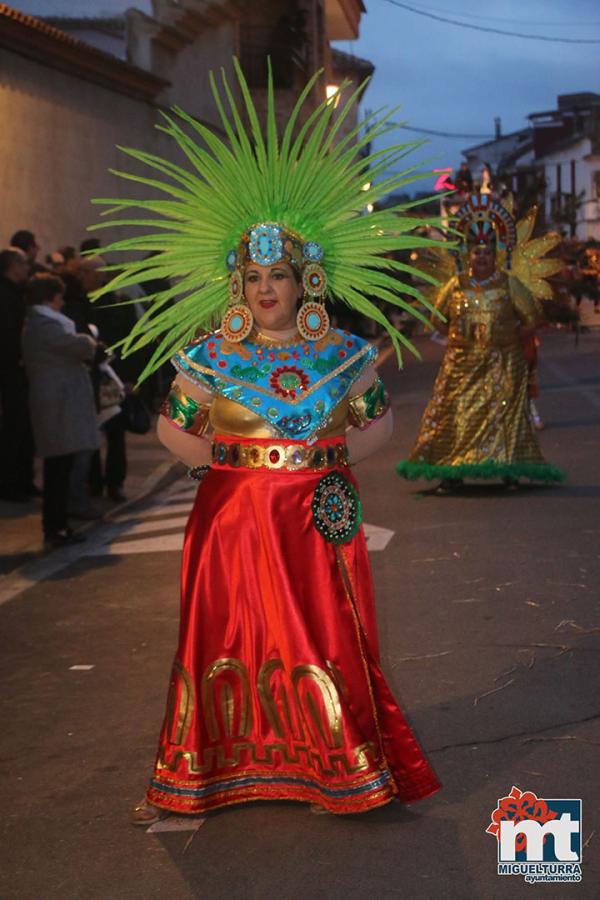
[286,445,307,470]
[264,444,287,469]
[335,444,348,467]
[308,445,327,470]
[245,445,265,468]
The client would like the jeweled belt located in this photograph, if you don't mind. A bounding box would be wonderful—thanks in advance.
[211,435,349,471]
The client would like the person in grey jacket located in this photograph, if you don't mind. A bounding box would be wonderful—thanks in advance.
[21,273,100,548]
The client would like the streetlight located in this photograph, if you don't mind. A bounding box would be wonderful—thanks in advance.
[326,84,341,108]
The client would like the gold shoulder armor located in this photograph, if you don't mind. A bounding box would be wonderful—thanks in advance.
[348,377,390,430]
[160,381,211,435]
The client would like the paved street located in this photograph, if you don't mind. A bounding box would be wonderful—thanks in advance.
[1,328,599,900]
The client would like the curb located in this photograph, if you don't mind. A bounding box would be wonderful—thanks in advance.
[0,458,184,608]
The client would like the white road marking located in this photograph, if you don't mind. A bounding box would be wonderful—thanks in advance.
[69,664,95,670]
[94,520,394,556]
[167,486,198,499]
[0,521,132,607]
[115,501,193,520]
[363,523,395,551]
[114,516,189,536]
[97,533,185,555]
[0,480,395,598]
[147,816,206,834]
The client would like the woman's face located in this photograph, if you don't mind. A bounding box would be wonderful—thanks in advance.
[469,244,496,281]
[244,262,303,332]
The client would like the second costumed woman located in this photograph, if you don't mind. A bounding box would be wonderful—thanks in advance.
[397,195,565,491]
[91,61,442,822]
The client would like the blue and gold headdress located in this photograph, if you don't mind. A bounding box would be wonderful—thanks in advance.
[89,59,445,379]
[456,194,517,267]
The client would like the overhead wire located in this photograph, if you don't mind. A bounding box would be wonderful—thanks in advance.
[383,0,600,43]
[391,122,494,139]
[410,1,600,28]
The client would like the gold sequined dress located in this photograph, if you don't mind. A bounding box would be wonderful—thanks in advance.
[397,272,564,482]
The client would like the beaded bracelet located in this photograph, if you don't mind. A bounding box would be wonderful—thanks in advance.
[188,465,211,482]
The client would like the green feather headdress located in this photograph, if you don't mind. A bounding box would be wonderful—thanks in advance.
[89,58,444,380]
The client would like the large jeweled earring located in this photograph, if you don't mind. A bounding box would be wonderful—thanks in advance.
[297,298,330,342]
[297,262,330,341]
[221,269,253,342]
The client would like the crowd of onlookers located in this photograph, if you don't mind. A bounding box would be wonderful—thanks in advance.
[0,229,169,549]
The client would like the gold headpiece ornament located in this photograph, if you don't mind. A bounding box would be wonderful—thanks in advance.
[415,197,562,300]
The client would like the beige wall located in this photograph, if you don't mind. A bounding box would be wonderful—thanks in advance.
[0,48,215,258]
[1,16,368,259]
[152,21,238,122]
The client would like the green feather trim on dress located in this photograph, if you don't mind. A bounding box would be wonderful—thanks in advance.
[396,460,566,483]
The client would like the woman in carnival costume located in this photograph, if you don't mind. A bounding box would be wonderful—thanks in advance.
[396,194,565,491]
[90,61,443,822]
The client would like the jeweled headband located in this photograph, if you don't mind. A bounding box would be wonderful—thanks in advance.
[454,194,517,269]
[226,222,327,300]
[227,222,323,271]
[456,195,516,252]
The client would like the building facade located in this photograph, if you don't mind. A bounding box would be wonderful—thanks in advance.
[538,135,600,240]
[1,0,369,255]
[461,93,600,238]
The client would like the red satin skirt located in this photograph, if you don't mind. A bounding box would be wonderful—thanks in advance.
[147,438,441,815]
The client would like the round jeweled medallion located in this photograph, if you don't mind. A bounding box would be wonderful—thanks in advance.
[269,365,310,400]
[303,241,324,262]
[296,301,330,342]
[248,223,284,266]
[311,471,362,544]
[228,269,243,302]
[302,262,327,298]
[221,302,253,342]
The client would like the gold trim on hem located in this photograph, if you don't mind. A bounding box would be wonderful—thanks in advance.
[146,784,395,816]
[152,756,381,789]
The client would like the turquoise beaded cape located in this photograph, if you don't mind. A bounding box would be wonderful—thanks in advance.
[173,328,375,442]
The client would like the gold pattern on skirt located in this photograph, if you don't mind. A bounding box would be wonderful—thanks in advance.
[158,655,372,777]
[201,658,253,740]
[164,661,195,745]
[156,738,375,778]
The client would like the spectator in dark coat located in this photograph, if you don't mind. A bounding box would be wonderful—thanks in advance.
[21,274,100,548]
[10,230,46,275]
[0,248,36,502]
[88,279,139,503]
[62,257,98,334]
[80,238,102,254]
